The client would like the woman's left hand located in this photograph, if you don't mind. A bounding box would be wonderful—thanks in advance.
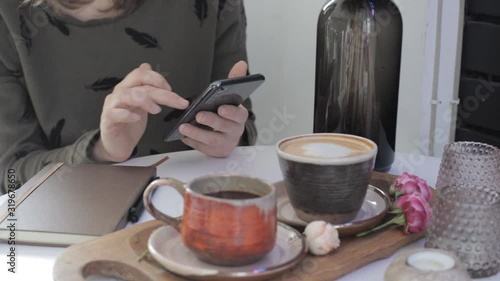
[179,61,249,157]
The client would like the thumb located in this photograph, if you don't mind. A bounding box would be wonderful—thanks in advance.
[139,63,152,70]
[228,61,248,78]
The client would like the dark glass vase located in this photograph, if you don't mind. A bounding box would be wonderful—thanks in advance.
[314,0,402,172]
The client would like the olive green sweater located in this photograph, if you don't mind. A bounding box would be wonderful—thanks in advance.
[0,0,257,193]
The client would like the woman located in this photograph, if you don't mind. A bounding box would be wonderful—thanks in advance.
[0,0,256,193]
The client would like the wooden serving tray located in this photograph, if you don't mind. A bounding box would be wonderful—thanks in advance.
[53,172,425,281]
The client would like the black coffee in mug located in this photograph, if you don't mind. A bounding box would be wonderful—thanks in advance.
[276,133,378,224]
[204,190,260,200]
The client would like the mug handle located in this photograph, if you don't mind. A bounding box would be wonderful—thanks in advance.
[143,178,185,232]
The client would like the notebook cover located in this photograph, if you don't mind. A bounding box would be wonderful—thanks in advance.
[0,163,156,246]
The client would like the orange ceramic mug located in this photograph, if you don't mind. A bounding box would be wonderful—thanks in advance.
[143,175,277,266]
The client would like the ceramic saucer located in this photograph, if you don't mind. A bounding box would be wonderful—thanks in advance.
[148,223,307,281]
[278,185,390,237]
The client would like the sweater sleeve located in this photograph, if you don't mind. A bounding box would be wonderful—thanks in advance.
[0,18,101,194]
[211,0,257,146]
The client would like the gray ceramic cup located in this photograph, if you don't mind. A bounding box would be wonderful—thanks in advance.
[276,133,378,224]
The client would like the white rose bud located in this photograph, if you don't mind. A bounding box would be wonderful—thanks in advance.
[303,221,340,256]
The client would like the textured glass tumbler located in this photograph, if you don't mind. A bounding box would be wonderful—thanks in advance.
[436,142,500,191]
[425,186,500,278]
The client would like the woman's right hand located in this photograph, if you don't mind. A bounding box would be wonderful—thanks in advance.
[93,63,190,162]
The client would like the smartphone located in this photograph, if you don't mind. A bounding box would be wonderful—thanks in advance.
[163,74,265,142]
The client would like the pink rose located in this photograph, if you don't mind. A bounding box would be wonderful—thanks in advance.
[390,172,431,202]
[395,193,432,234]
[357,193,432,237]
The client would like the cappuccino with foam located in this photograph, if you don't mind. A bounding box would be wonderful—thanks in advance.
[279,134,375,160]
[276,133,378,224]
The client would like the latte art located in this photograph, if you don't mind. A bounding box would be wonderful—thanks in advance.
[301,142,363,159]
[279,135,374,159]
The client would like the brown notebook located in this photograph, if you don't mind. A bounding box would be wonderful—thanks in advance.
[0,163,157,246]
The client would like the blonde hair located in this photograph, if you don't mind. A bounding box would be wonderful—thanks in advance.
[21,0,134,11]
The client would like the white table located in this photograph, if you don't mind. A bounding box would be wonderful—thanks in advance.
[0,146,498,281]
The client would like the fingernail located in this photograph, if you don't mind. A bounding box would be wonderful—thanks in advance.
[198,112,205,122]
[219,106,229,116]
[179,124,189,134]
[179,98,189,107]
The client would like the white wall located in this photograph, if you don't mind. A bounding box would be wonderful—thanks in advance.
[245,0,325,146]
[431,0,465,156]
[392,0,429,153]
[245,0,431,153]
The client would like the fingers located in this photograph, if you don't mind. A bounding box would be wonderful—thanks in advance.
[107,85,189,115]
[118,64,172,91]
[179,105,247,157]
[144,86,189,109]
[179,123,227,147]
[218,105,249,124]
[195,111,242,134]
[193,105,248,134]
[108,64,189,114]
[228,61,248,78]
[101,108,141,125]
[139,63,152,71]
